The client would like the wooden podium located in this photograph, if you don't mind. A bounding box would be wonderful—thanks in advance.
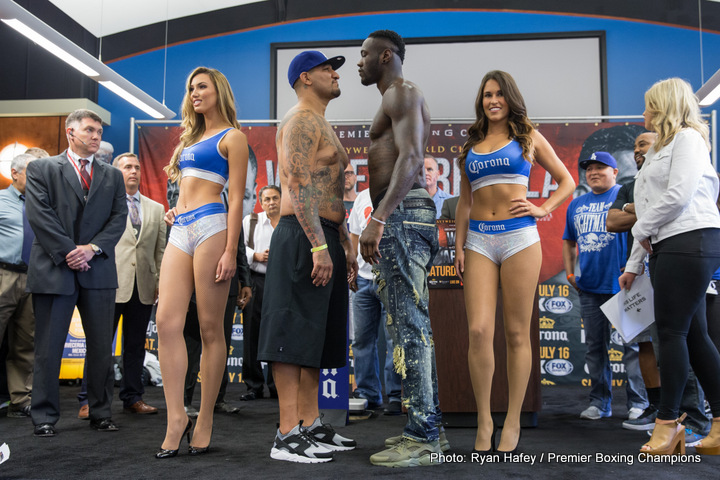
[429,287,541,427]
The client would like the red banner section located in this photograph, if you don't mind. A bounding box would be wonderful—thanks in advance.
[139,122,642,282]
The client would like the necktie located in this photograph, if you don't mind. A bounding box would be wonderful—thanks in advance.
[79,159,92,193]
[129,195,141,238]
[19,194,33,265]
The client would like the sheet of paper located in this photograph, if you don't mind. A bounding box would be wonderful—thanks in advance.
[0,442,10,465]
[600,274,654,343]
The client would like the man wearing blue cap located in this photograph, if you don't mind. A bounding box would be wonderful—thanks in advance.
[562,151,648,421]
[258,50,358,463]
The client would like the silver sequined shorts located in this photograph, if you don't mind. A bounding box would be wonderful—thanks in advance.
[464,217,540,265]
[168,203,227,256]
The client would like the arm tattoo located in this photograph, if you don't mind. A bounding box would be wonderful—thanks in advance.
[282,110,339,247]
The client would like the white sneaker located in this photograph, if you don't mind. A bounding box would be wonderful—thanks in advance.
[270,422,334,463]
[580,406,611,420]
[627,407,644,420]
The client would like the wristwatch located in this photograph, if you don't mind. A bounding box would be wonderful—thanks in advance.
[89,243,102,255]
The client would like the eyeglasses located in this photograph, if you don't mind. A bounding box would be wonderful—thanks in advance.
[344,171,356,177]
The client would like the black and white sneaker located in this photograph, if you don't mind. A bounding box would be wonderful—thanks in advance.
[270,421,334,463]
[306,415,357,451]
[622,405,658,431]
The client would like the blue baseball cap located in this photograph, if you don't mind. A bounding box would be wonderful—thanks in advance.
[288,50,345,88]
[580,151,617,169]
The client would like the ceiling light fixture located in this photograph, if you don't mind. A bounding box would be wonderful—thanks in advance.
[697,67,720,107]
[0,0,175,119]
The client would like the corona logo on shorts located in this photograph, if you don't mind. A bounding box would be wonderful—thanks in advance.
[539,316,555,329]
[544,297,573,314]
[608,348,623,362]
[543,359,574,376]
[475,222,505,233]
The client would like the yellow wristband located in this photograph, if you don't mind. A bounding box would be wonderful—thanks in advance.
[311,244,328,253]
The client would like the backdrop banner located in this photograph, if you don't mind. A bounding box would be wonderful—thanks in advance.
[135,121,646,387]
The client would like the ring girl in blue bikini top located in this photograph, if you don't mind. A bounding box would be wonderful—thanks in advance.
[178,127,233,185]
[464,139,531,192]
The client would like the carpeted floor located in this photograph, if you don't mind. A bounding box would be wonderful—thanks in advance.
[0,382,717,479]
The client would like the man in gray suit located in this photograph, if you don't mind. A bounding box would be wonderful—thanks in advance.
[25,109,127,436]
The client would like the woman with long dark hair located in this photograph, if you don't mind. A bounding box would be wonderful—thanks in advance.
[454,70,574,454]
[155,67,248,458]
[619,78,720,456]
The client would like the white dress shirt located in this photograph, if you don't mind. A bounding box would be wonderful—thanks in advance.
[242,211,275,274]
[626,128,720,274]
[66,149,95,185]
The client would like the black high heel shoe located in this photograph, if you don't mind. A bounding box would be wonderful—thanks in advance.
[155,417,193,459]
[471,425,497,455]
[188,444,211,456]
[497,428,522,459]
[188,429,212,455]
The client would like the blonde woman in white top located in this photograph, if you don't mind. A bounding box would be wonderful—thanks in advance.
[619,78,720,456]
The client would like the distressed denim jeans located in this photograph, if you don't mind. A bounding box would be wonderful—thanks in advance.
[374,189,441,442]
[352,276,402,406]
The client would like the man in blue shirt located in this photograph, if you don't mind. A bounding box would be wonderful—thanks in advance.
[562,151,648,420]
[0,154,36,418]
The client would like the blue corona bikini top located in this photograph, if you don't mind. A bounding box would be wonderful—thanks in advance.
[465,139,531,191]
[179,127,233,185]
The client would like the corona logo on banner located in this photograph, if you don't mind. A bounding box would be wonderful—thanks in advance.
[539,316,555,329]
[321,368,338,399]
[540,330,569,342]
[608,348,623,362]
[611,363,627,374]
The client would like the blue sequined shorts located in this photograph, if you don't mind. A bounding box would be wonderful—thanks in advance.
[168,203,227,256]
[465,217,539,265]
